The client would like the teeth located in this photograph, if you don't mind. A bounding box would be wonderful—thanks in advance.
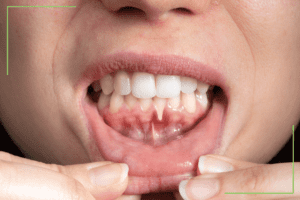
[92,80,101,92]
[139,98,152,112]
[197,81,209,94]
[132,72,156,99]
[114,71,131,95]
[156,75,181,98]
[109,91,124,114]
[100,74,114,95]
[153,97,167,121]
[124,93,137,110]
[195,90,208,109]
[96,71,212,115]
[180,77,197,94]
[168,95,180,109]
[181,92,196,114]
[98,92,111,110]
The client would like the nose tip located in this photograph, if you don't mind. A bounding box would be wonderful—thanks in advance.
[101,0,213,22]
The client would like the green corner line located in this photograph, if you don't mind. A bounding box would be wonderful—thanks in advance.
[225,125,295,195]
[6,5,76,76]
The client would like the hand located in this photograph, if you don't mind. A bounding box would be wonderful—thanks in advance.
[179,154,300,200]
[0,151,140,200]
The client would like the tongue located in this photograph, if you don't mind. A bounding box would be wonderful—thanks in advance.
[99,98,209,146]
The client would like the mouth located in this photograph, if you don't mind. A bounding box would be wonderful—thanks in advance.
[78,52,228,195]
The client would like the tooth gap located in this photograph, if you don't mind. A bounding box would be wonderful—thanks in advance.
[87,84,101,103]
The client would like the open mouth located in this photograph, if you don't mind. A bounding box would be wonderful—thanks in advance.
[78,52,228,195]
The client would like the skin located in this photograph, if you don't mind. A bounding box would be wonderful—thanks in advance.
[0,0,300,199]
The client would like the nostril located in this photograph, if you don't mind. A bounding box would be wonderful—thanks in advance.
[116,6,146,17]
[173,7,193,15]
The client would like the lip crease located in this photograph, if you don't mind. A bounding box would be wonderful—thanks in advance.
[77,52,228,194]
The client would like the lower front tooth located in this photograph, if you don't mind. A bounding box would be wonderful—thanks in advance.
[139,98,152,112]
[98,93,111,110]
[124,93,137,110]
[168,95,180,109]
[109,91,124,114]
[181,92,196,114]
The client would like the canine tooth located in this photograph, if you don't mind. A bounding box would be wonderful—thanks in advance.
[181,92,196,114]
[98,93,111,110]
[197,81,209,94]
[109,91,124,114]
[195,90,208,109]
[168,95,180,109]
[114,71,131,95]
[92,81,101,92]
[100,74,114,95]
[139,98,152,112]
[124,93,137,110]
[180,77,197,94]
[132,72,156,98]
[156,75,181,98]
[153,97,166,121]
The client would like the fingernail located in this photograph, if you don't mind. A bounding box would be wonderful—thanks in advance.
[179,178,219,200]
[89,163,129,187]
[199,155,234,174]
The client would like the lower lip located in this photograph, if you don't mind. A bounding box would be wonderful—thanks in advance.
[82,95,226,194]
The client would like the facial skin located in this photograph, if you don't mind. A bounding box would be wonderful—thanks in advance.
[0,0,300,196]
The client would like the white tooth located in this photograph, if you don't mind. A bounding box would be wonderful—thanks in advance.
[180,77,197,94]
[114,71,131,95]
[124,93,137,110]
[139,98,152,112]
[100,74,114,95]
[109,91,124,114]
[168,95,180,109]
[132,72,156,98]
[156,75,181,98]
[181,92,196,114]
[197,81,209,94]
[153,97,166,121]
[98,93,111,110]
[92,80,101,92]
[195,90,208,110]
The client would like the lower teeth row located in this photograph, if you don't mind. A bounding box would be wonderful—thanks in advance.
[94,89,209,119]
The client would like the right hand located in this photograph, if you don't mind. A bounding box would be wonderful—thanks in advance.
[0,151,140,200]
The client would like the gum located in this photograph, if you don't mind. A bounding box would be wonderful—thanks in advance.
[99,100,209,146]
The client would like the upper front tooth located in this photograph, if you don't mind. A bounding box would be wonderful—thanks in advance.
[156,75,181,98]
[100,74,114,95]
[132,72,156,99]
[114,71,131,95]
[180,77,197,94]
[197,81,209,94]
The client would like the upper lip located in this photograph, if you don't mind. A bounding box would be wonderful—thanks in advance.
[76,51,229,100]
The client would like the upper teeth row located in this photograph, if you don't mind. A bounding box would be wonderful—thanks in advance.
[92,71,210,99]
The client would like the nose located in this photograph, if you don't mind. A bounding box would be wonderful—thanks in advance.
[101,0,213,22]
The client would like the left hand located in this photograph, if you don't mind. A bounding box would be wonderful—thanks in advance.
[178,154,300,200]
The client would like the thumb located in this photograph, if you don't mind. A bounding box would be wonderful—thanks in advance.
[58,162,129,199]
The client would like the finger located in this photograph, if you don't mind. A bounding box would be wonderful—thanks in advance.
[58,162,129,199]
[198,154,263,175]
[0,151,129,200]
[0,160,95,200]
[0,151,111,172]
[180,163,300,200]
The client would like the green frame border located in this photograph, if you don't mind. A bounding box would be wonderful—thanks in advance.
[225,125,295,195]
[6,6,76,75]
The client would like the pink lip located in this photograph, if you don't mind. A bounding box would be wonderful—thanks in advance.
[77,52,228,194]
